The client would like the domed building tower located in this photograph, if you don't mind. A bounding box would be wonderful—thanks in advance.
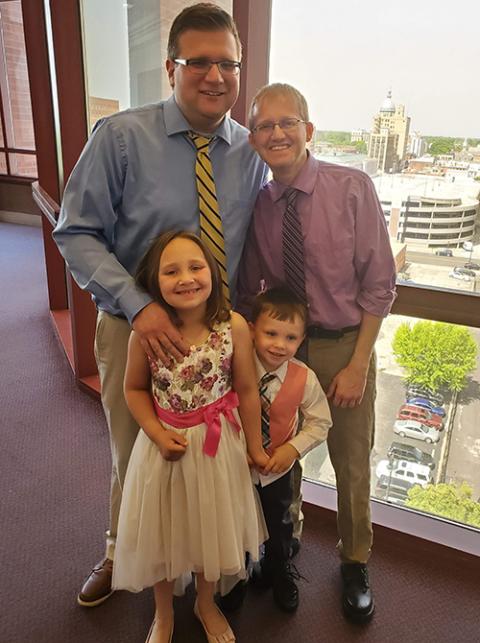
[368,90,411,173]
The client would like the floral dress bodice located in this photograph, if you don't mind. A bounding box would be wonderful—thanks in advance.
[150,321,233,413]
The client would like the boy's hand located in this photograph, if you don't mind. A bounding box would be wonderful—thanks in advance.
[156,428,188,461]
[263,443,299,475]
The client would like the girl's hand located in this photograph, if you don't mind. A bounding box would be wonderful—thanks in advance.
[250,449,270,473]
[156,429,188,461]
[263,443,299,475]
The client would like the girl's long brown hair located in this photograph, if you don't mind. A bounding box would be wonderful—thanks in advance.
[135,230,230,329]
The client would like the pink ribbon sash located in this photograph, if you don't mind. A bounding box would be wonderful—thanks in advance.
[153,390,241,457]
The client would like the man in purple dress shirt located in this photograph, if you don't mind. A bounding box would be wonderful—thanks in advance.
[237,83,396,623]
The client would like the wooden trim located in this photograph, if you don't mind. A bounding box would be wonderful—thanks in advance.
[393,284,480,328]
[0,147,36,155]
[232,0,272,127]
[0,175,34,186]
[49,0,88,184]
[31,180,59,227]
[21,0,60,202]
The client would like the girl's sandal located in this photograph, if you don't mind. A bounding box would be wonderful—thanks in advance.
[193,600,236,642]
[145,618,174,643]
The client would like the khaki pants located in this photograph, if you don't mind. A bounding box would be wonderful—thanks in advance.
[306,330,376,564]
[94,311,139,560]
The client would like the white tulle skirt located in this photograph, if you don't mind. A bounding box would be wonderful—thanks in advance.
[112,413,267,595]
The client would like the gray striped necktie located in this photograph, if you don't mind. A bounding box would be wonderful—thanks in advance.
[282,187,307,305]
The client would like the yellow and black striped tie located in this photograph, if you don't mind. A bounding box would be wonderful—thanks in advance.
[189,132,230,303]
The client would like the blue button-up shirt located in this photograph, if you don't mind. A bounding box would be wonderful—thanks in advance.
[54,96,267,322]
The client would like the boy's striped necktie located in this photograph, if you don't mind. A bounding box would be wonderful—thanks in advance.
[259,372,276,449]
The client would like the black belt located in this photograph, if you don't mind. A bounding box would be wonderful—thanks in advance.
[307,324,360,339]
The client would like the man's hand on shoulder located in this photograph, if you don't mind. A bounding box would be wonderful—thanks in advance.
[132,302,189,365]
[327,361,368,408]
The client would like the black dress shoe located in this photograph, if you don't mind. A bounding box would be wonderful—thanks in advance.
[340,563,375,623]
[217,579,248,612]
[250,559,273,590]
[289,537,301,558]
[271,561,300,612]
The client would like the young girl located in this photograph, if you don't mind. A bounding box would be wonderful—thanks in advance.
[112,231,268,643]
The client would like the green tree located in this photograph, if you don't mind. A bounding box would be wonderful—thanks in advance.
[406,482,480,528]
[317,130,351,146]
[392,321,477,392]
[354,140,367,154]
[427,137,454,156]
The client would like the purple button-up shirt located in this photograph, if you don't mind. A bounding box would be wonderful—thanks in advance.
[237,154,397,328]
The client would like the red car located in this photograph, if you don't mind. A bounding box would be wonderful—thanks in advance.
[397,405,443,430]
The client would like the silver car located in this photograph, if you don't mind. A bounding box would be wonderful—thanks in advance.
[393,419,440,444]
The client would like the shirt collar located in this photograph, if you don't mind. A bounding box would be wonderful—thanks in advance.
[270,151,317,203]
[254,352,289,383]
[164,95,232,144]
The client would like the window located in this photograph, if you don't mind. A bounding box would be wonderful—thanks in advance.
[0,1,37,178]
[270,1,480,539]
[301,314,480,533]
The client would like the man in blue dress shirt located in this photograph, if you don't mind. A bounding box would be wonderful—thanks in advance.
[54,3,266,608]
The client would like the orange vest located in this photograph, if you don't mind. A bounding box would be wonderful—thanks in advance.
[267,361,308,454]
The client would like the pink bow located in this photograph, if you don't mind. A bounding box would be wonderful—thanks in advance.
[153,390,241,457]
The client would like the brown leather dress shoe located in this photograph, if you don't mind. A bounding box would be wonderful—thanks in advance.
[77,558,114,607]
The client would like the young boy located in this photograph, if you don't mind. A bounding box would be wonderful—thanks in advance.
[249,287,331,612]
[237,83,396,622]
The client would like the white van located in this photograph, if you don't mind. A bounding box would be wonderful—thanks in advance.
[463,241,473,252]
[376,459,432,488]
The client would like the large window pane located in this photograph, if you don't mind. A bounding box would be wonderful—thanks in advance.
[303,315,480,531]
[80,0,232,133]
[0,1,35,150]
[8,152,37,177]
[270,0,480,293]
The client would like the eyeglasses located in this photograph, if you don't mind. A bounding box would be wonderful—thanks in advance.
[174,58,241,76]
[251,118,307,135]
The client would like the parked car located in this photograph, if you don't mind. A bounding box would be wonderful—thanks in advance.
[376,475,413,504]
[464,261,480,271]
[397,404,443,429]
[376,459,433,488]
[393,419,440,443]
[407,396,446,418]
[463,241,473,252]
[449,266,474,282]
[435,248,453,257]
[387,441,435,469]
[406,385,444,406]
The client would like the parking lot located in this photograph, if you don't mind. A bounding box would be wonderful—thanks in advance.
[399,245,480,293]
[302,315,480,507]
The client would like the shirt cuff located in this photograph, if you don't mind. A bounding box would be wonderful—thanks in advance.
[357,288,397,318]
[118,286,154,324]
[288,433,318,459]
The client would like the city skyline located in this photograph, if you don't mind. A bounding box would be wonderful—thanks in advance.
[269,0,480,138]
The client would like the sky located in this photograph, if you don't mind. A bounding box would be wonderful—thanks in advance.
[269,0,479,138]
